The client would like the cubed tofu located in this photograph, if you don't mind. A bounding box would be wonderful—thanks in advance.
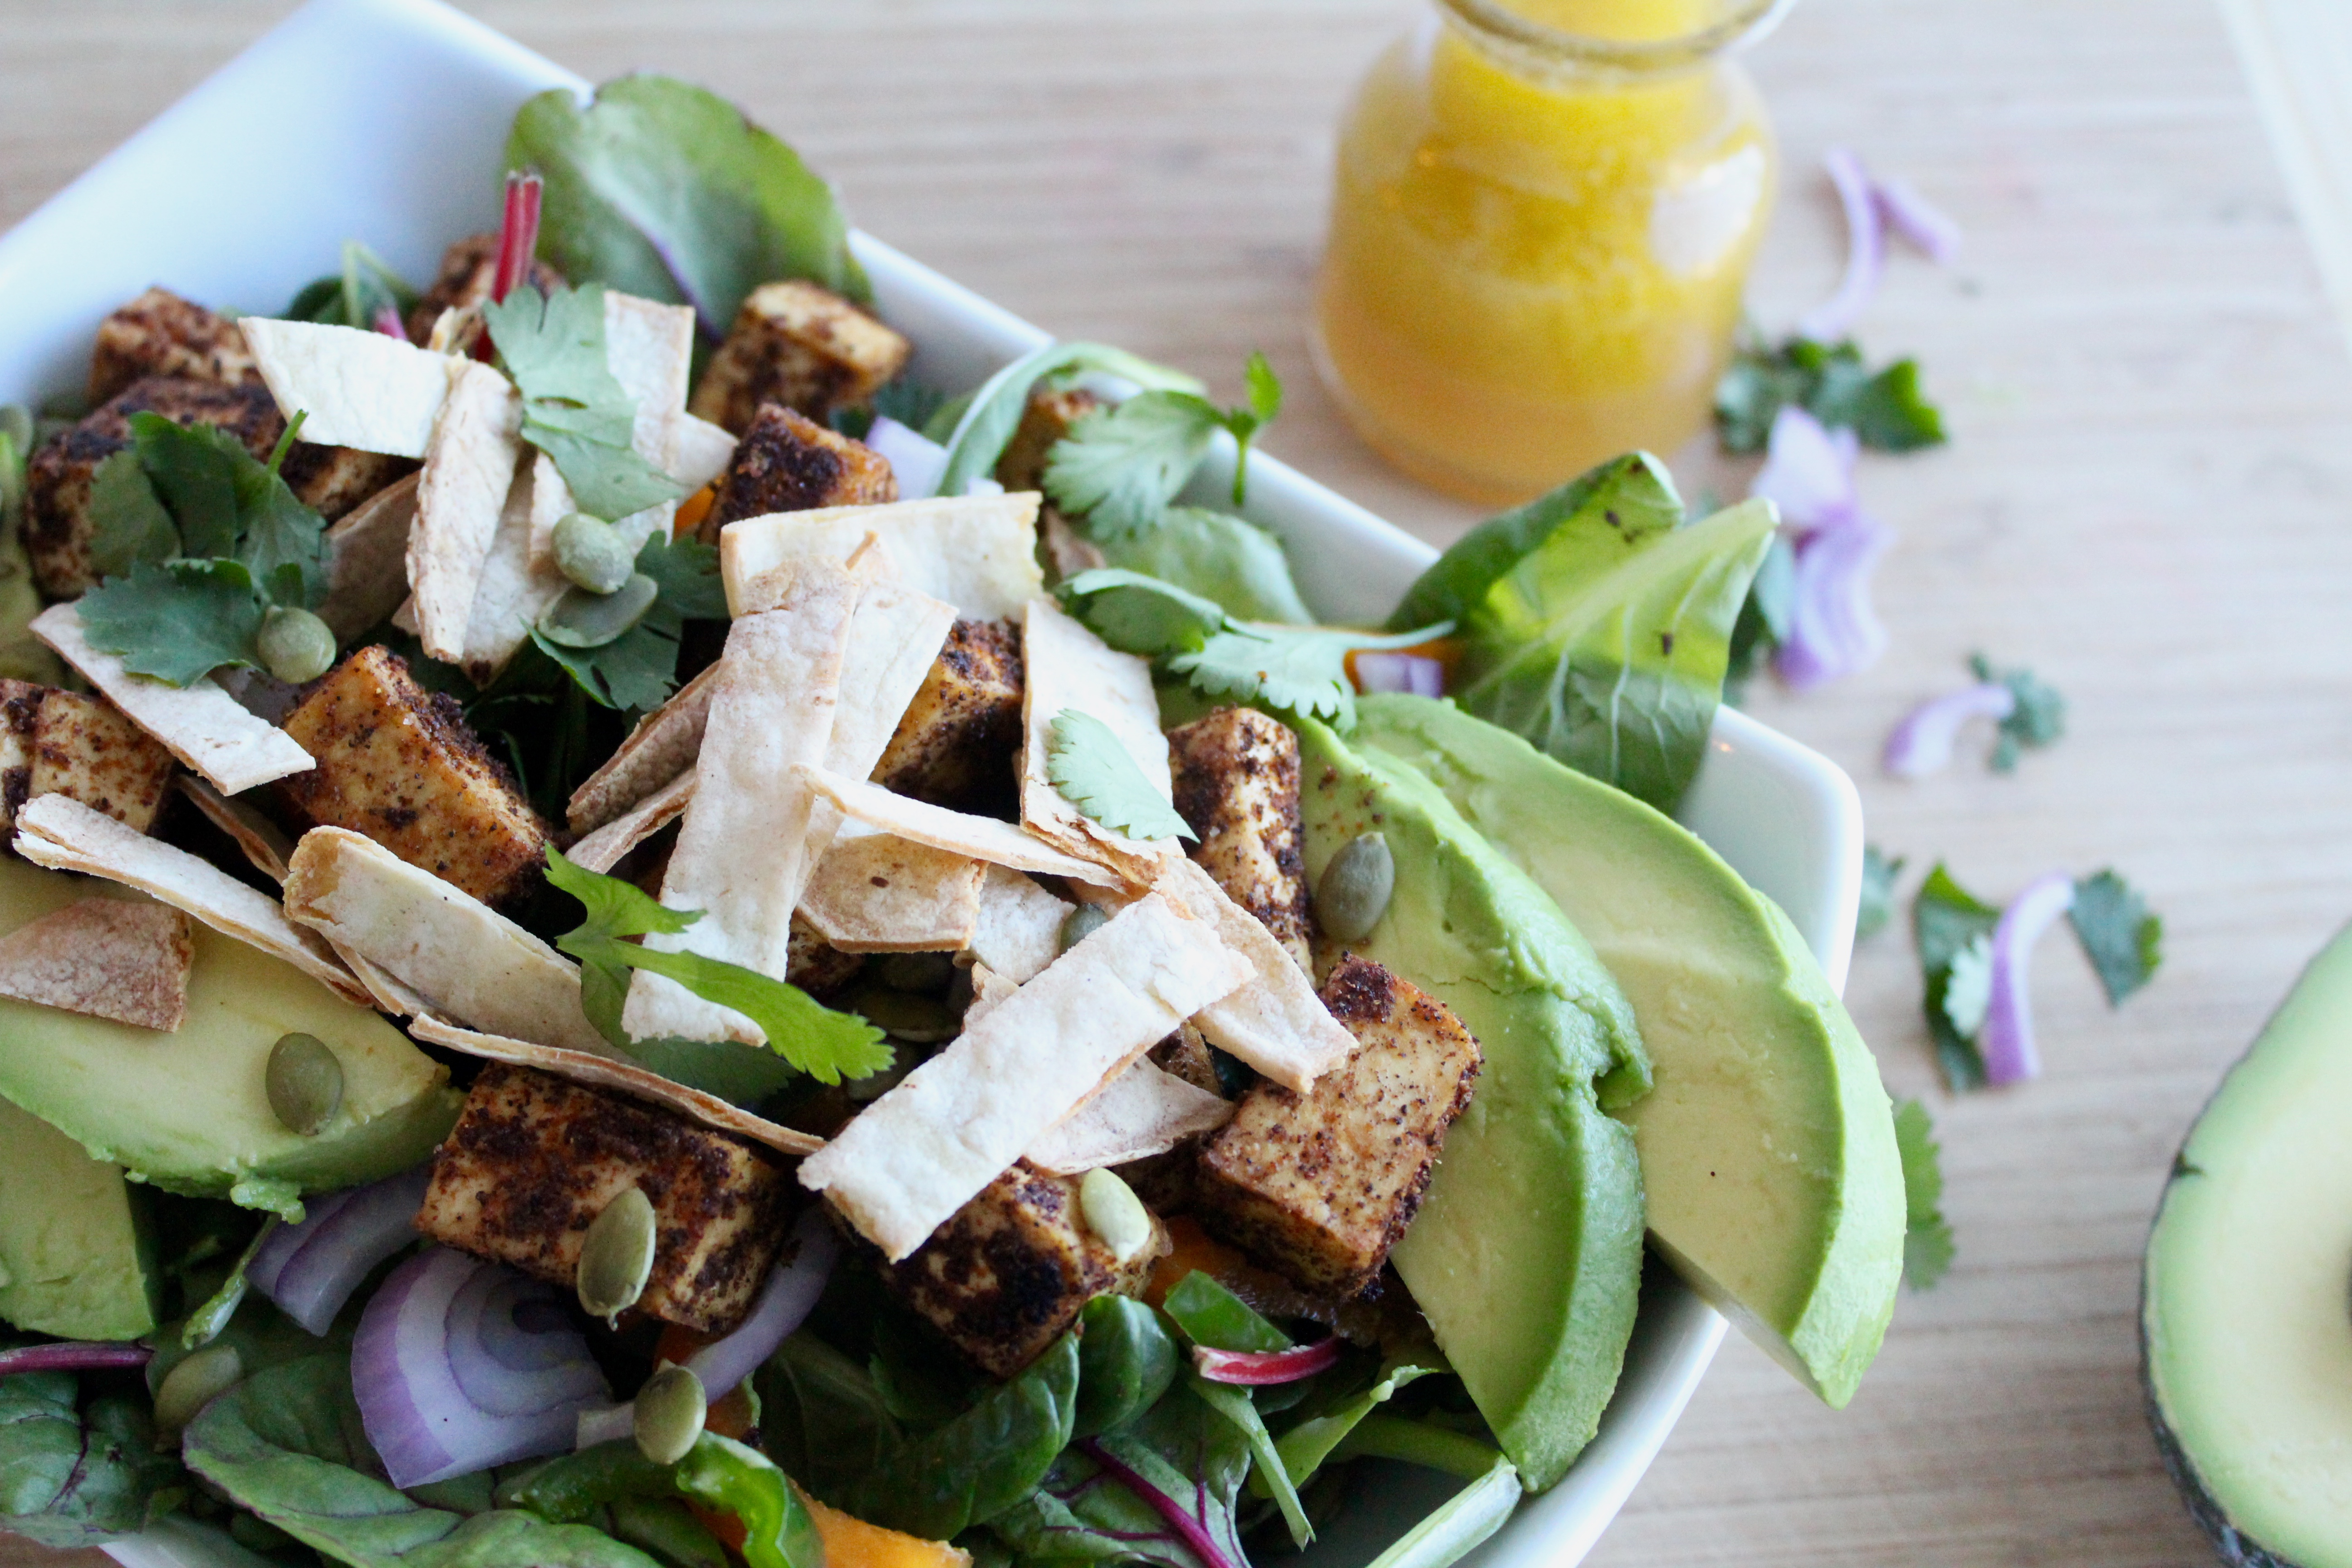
[699,403,898,543]
[24,377,407,597]
[417,1063,793,1334]
[688,281,911,435]
[1192,956,1480,1297]
[0,680,177,839]
[789,912,867,997]
[276,645,551,906]
[404,232,568,348]
[876,1161,1164,1379]
[995,387,1103,493]
[87,287,261,405]
[1166,707,1313,971]
[870,618,1024,813]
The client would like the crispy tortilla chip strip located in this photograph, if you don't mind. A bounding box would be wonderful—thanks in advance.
[1161,859,1356,1093]
[282,827,610,1054]
[32,604,312,795]
[411,359,524,663]
[622,569,861,1045]
[1020,596,1179,882]
[456,454,560,682]
[1026,1058,1235,1175]
[827,581,957,779]
[0,898,193,1031]
[795,767,1121,889]
[319,471,421,643]
[603,292,696,527]
[568,769,696,875]
[962,961,1019,1029]
[721,494,1044,620]
[14,796,366,1005]
[567,662,723,834]
[238,318,456,457]
[800,891,1250,1260]
[409,1014,822,1160]
[673,413,737,491]
[177,776,294,883]
[800,830,983,953]
[965,863,1072,983]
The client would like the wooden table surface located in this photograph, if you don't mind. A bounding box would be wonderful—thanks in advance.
[6,1,2348,1564]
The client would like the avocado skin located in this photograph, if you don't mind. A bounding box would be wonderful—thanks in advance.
[0,1095,157,1340]
[1294,717,1646,1491]
[1350,694,1904,1408]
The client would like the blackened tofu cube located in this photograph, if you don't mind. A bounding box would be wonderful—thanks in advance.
[88,288,261,405]
[877,1161,1163,1379]
[870,618,1024,813]
[277,645,551,906]
[1193,956,1480,1298]
[700,404,898,543]
[0,680,177,839]
[278,443,414,524]
[403,232,568,348]
[417,1064,793,1334]
[1167,707,1313,971]
[995,387,1103,493]
[688,281,911,435]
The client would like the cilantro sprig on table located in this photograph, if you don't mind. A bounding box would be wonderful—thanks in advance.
[1043,351,1284,536]
[1715,335,1945,454]
[1968,652,2066,771]
[1893,1098,1955,1290]
[481,281,686,522]
[1046,710,1197,842]
[545,848,890,1086]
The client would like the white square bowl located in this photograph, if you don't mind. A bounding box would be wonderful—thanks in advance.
[0,3,1864,1564]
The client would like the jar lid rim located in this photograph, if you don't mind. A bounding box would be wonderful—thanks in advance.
[1435,0,1798,72]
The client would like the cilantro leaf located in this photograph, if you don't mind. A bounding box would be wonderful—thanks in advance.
[2068,869,2162,1005]
[85,451,177,580]
[1857,844,1904,942]
[545,848,891,1085]
[481,283,686,523]
[1228,350,1283,505]
[1043,357,1287,537]
[130,413,244,558]
[1057,568,1229,657]
[77,559,265,686]
[1046,710,1196,842]
[121,412,329,604]
[933,342,1205,500]
[1715,337,1945,455]
[1968,653,2065,771]
[534,532,724,713]
[1893,1098,1955,1290]
[1911,863,2001,1090]
[1942,932,1993,1041]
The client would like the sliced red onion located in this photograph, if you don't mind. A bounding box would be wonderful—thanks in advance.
[1192,1338,1342,1386]
[1875,176,1962,265]
[1749,406,1857,529]
[353,1246,610,1488]
[490,172,544,306]
[1772,511,1891,691]
[1980,873,2078,1086]
[1883,684,2018,779]
[864,416,949,500]
[372,304,410,343]
[682,1208,837,1399]
[1352,652,1444,699]
[248,1167,431,1336]
[0,1342,152,1377]
[1795,147,1884,343]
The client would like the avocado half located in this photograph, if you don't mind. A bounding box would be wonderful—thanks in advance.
[2143,920,2352,1568]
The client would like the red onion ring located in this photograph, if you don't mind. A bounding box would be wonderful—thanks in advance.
[1980,873,2078,1086]
[1352,652,1444,699]
[1192,1337,1342,1386]
[682,1207,838,1399]
[1795,147,1884,343]
[864,416,950,501]
[1875,176,1962,265]
[1749,406,1857,529]
[1772,511,1891,691]
[1882,684,2017,779]
[248,1168,431,1336]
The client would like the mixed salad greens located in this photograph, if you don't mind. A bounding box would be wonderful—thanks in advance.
[0,72,1914,1568]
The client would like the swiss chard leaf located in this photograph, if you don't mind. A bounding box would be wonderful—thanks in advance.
[1715,337,1945,455]
[1189,1377,1311,1548]
[1911,864,2001,1090]
[511,74,870,331]
[77,558,267,686]
[1094,506,1312,625]
[757,1333,906,1504]
[0,1362,180,1549]
[1073,1295,1181,1439]
[2068,870,2162,1005]
[1894,1098,1955,1290]
[1857,845,1905,942]
[482,283,686,523]
[933,342,1204,499]
[1047,710,1196,842]
[986,1382,1250,1568]
[1968,653,2066,772]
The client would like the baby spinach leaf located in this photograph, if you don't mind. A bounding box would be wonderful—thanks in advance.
[988,1382,1250,1568]
[1270,1360,1436,1491]
[1047,710,1196,842]
[1722,531,1795,705]
[0,1362,180,1549]
[1911,863,2001,1090]
[1094,507,1312,625]
[2068,870,2162,1006]
[511,75,869,333]
[1160,1272,1288,1353]
[1189,1377,1310,1547]
[1349,1454,1520,1568]
[78,558,267,686]
[1073,1295,1181,1439]
[934,342,1204,499]
[757,1333,905,1504]
[1893,1099,1955,1290]
[482,283,686,523]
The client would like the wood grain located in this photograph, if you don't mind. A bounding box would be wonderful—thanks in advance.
[3,1,2347,1564]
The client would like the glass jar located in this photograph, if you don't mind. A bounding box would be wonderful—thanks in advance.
[1314,0,1790,505]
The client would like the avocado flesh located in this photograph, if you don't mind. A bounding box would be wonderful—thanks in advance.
[1294,717,1646,1490]
[1350,694,1905,1407]
[0,1095,157,1340]
[2143,920,2352,1568]
[0,856,461,1218]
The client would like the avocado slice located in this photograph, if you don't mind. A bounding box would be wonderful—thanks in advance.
[2143,920,2352,1568]
[0,1095,157,1340]
[0,856,461,1218]
[1350,694,1905,1407]
[1294,717,1646,1490]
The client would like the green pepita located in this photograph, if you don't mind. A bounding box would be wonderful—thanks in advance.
[153,1343,243,1433]
[539,573,659,649]
[577,1187,657,1323]
[552,511,636,595]
[1078,1167,1155,1266]
[1318,831,1395,942]
[876,952,956,994]
[1059,903,1111,953]
[632,1362,707,1466]
[256,607,338,685]
[265,1033,343,1136]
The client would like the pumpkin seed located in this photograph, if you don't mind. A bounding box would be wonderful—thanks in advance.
[552,511,636,594]
[257,607,337,685]
[265,1033,343,1136]
[154,1343,243,1432]
[632,1362,707,1466]
[1317,831,1395,942]
[1078,1168,1155,1266]
[577,1187,657,1323]
[1059,903,1111,953]
[876,952,956,993]
[539,573,659,649]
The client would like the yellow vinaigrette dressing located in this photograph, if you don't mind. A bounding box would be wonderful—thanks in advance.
[1315,0,1785,503]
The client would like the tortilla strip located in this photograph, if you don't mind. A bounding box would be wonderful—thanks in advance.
[800,890,1251,1260]
[456,454,562,682]
[603,292,696,529]
[319,471,421,642]
[962,961,1019,1029]
[964,864,1073,983]
[410,358,524,663]
[1161,859,1357,1093]
[1020,596,1179,882]
[0,898,193,1031]
[567,662,724,835]
[177,776,294,882]
[622,568,861,1045]
[795,767,1121,890]
[800,830,983,953]
[409,1014,823,1160]
[827,581,958,779]
[673,414,738,492]
[238,318,455,457]
[31,604,312,795]
[721,494,1044,621]
[13,796,367,1005]
[281,827,610,1055]
[568,769,697,875]
[1026,1058,1235,1175]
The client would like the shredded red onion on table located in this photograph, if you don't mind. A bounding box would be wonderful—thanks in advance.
[1794,148,1962,342]
[0,1342,152,1377]
[1981,873,2078,1086]
[1192,1337,1343,1386]
[1352,652,1444,699]
[1749,407,1891,689]
[248,1167,432,1336]
[1875,175,1962,265]
[1883,684,2017,779]
[864,416,950,500]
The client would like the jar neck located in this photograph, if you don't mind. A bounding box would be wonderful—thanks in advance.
[1433,0,1794,82]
